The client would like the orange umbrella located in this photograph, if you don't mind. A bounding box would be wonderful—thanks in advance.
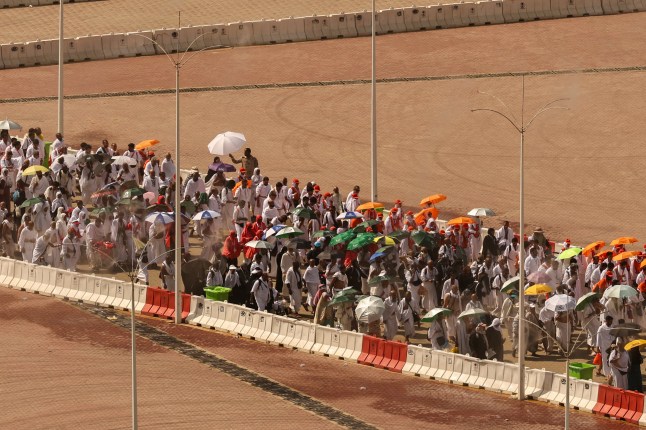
[610,236,638,246]
[420,194,447,206]
[447,216,475,226]
[582,240,605,256]
[135,139,160,151]
[595,248,613,258]
[356,202,384,212]
[613,250,641,262]
[414,207,439,225]
[232,179,252,194]
[640,259,646,270]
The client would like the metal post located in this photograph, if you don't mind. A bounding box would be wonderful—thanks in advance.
[517,130,525,400]
[370,0,377,202]
[174,64,183,324]
[130,277,138,430]
[57,0,64,134]
[565,310,570,429]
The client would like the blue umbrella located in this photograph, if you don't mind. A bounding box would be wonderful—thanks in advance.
[369,252,387,263]
[263,224,286,240]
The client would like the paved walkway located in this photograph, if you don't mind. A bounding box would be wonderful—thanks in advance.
[0,0,442,44]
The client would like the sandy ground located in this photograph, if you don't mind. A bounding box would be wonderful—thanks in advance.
[0,287,635,429]
[3,14,646,244]
[0,0,444,44]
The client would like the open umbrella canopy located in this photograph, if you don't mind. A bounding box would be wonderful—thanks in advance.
[121,187,145,199]
[347,234,376,251]
[352,219,381,233]
[375,245,395,254]
[388,230,410,240]
[291,207,317,219]
[208,131,246,155]
[411,230,437,248]
[373,235,398,246]
[625,339,646,350]
[595,248,613,258]
[245,240,273,250]
[329,230,356,246]
[192,210,221,221]
[22,165,49,176]
[112,155,138,167]
[327,294,354,307]
[0,119,21,130]
[91,206,115,216]
[145,211,175,224]
[447,216,474,226]
[335,287,360,299]
[526,271,551,284]
[544,294,576,312]
[582,240,606,256]
[355,296,385,323]
[458,308,488,320]
[312,229,335,239]
[467,208,495,217]
[414,207,439,225]
[421,308,451,322]
[356,201,384,212]
[419,194,446,206]
[369,252,388,263]
[557,247,582,260]
[525,284,553,296]
[610,325,642,337]
[641,259,646,271]
[275,226,304,239]
[500,276,520,294]
[336,211,364,220]
[19,197,42,209]
[146,203,172,213]
[208,162,236,172]
[613,250,641,262]
[604,284,638,299]
[575,292,599,311]
[264,224,286,239]
[50,154,77,172]
[91,189,118,199]
[135,139,160,151]
[610,236,638,246]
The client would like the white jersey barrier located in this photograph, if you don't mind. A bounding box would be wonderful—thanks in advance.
[0,257,14,286]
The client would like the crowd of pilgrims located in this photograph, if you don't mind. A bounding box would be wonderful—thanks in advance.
[1,128,645,389]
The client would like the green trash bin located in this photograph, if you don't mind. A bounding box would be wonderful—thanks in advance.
[568,362,595,380]
[204,286,231,302]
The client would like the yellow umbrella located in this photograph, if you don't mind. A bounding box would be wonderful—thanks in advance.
[373,236,396,246]
[22,165,49,176]
[625,339,646,350]
[135,139,160,150]
[524,284,553,296]
[356,202,384,212]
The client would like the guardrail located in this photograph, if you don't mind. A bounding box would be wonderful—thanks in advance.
[1,2,642,69]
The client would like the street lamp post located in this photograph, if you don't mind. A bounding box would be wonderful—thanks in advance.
[370,0,377,202]
[472,75,567,402]
[57,0,64,134]
[134,13,230,324]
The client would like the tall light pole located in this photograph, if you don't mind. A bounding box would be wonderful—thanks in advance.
[57,0,64,134]
[472,75,567,401]
[370,0,377,202]
[134,14,230,325]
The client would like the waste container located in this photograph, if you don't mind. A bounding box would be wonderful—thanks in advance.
[568,362,595,380]
[204,286,231,302]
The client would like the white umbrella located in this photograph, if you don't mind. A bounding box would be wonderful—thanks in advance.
[245,240,273,249]
[145,211,175,224]
[192,210,221,221]
[0,119,21,130]
[355,296,385,323]
[208,131,247,155]
[111,155,137,168]
[50,154,77,172]
[264,224,286,239]
[336,211,364,220]
[603,285,638,300]
[467,208,495,217]
[544,294,576,312]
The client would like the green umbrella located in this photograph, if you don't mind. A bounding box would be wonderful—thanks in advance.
[291,207,317,219]
[121,187,145,199]
[347,234,376,251]
[19,197,42,209]
[375,245,395,254]
[352,220,381,233]
[603,284,638,299]
[312,230,334,239]
[421,308,452,323]
[458,308,489,320]
[275,226,304,239]
[389,230,410,240]
[557,247,582,260]
[335,287,359,298]
[368,274,402,285]
[575,292,599,311]
[91,206,115,215]
[327,294,354,307]
[411,230,437,248]
[500,276,520,294]
[330,230,356,246]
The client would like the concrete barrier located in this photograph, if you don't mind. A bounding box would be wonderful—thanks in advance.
[327,13,358,38]
[0,257,14,286]
[402,6,432,30]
